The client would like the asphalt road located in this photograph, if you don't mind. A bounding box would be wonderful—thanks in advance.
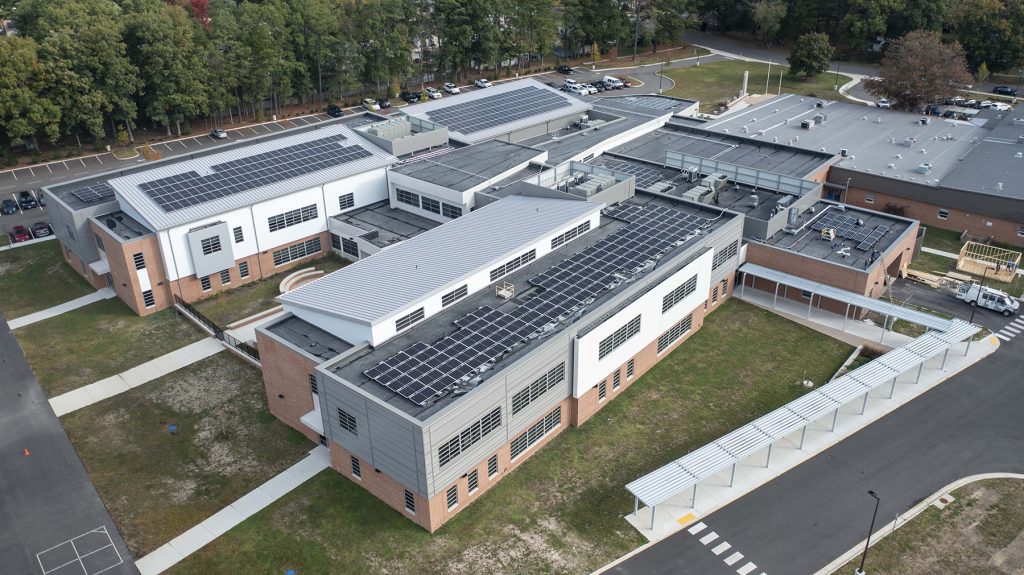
[610,280,1024,575]
[0,313,137,575]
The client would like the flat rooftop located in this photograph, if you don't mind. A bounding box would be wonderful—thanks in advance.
[94,210,152,241]
[703,94,989,186]
[761,202,913,269]
[937,112,1024,200]
[331,200,439,248]
[520,104,664,165]
[265,314,353,362]
[390,140,545,192]
[322,196,737,420]
[594,95,698,117]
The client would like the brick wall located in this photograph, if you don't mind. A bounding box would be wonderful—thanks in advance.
[89,221,171,316]
[61,243,109,290]
[256,330,320,443]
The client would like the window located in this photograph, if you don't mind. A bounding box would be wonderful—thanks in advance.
[712,241,739,270]
[442,285,469,307]
[351,456,361,479]
[338,408,357,435]
[598,380,607,401]
[446,486,458,510]
[442,203,462,219]
[395,308,425,332]
[801,289,813,299]
[330,233,342,250]
[396,189,420,208]
[712,286,719,304]
[341,238,359,258]
[511,407,561,460]
[404,490,416,514]
[937,208,949,220]
[489,249,537,282]
[864,193,874,204]
[132,253,146,270]
[420,196,441,214]
[626,359,635,380]
[272,238,322,266]
[488,455,498,478]
[233,226,244,243]
[1019,225,1024,238]
[438,407,502,467]
[220,269,231,285]
[663,275,698,313]
[612,370,622,389]
[468,470,479,493]
[268,204,318,232]
[200,276,212,291]
[510,363,566,415]
[94,233,105,252]
[598,315,641,360]
[338,193,354,210]
[309,373,318,395]
[550,220,592,249]
[657,314,693,353]
[142,290,155,308]
[721,279,728,299]
[200,236,222,255]
[239,262,250,278]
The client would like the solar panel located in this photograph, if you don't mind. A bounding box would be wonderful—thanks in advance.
[365,201,710,406]
[139,136,373,212]
[71,183,116,204]
[424,86,573,135]
[811,209,891,251]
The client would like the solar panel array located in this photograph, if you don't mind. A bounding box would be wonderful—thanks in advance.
[364,202,709,406]
[71,182,116,204]
[138,136,373,212]
[597,159,666,189]
[614,96,682,111]
[424,86,573,135]
[811,210,891,251]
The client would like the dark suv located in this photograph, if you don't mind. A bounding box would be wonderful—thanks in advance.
[556,65,574,75]
[1,199,17,215]
[993,86,1018,96]
[326,104,344,118]
[399,91,421,104]
[18,191,38,210]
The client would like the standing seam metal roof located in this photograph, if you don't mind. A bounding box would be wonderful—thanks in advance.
[277,195,602,324]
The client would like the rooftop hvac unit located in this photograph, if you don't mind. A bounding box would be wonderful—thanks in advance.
[813,113,827,124]
[680,166,699,182]
[777,195,794,208]
[821,228,836,240]
[915,163,932,174]
[701,172,729,192]
[901,137,917,147]
[787,206,800,227]
[920,117,931,125]
[749,194,759,208]
[648,181,676,194]
[801,119,814,130]
[840,148,849,157]
[682,185,711,202]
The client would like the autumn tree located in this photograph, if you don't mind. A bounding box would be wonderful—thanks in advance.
[864,30,973,111]
[788,32,832,77]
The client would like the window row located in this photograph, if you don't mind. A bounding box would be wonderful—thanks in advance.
[272,238,321,266]
[268,204,318,232]
[331,233,360,257]
[510,406,561,459]
[395,188,462,219]
[662,275,698,313]
[657,313,693,354]
[550,220,591,250]
[712,241,739,270]
[598,315,641,360]
[338,408,358,435]
[200,235,221,256]
[395,307,425,332]
[511,363,566,415]
[441,284,469,308]
[489,249,536,282]
[438,407,502,467]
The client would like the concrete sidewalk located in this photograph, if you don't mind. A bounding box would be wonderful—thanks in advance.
[135,445,330,575]
[7,287,117,330]
[49,337,224,417]
[619,288,998,544]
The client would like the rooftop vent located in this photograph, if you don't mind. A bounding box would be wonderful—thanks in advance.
[840,148,849,157]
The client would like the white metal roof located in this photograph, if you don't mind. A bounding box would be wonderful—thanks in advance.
[108,123,397,230]
[277,195,602,324]
[399,78,591,144]
[626,319,979,507]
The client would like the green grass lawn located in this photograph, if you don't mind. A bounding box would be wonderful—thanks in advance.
[0,240,94,319]
[171,299,852,575]
[920,226,965,254]
[840,479,1024,575]
[662,60,854,113]
[63,353,311,558]
[15,298,205,396]
[193,254,348,327]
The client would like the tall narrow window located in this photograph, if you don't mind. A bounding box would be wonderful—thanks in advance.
[142,290,155,308]
[239,261,250,278]
[309,373,319,395]
[404,490,416,514]
[351,456,361,479]
[220,269,231,285]
[598,380,607,401]
[626,359,635,379]
[468,470,479,493]
[233,226,244,243]
[488,455,498,478]
[446,485,458,510]
[613,369,622,389]
[200,276,212,291]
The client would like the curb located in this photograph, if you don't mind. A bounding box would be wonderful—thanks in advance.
[814,473,1024,575]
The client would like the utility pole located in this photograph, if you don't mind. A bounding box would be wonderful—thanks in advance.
[854,491,881,575]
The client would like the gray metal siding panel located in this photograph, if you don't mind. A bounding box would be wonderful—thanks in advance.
[505,342,573,433]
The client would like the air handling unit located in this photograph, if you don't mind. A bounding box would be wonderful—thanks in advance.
[701,173,728,192]
[681,185,715,204]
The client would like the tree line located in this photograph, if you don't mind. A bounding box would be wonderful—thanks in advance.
[0,0,689,151]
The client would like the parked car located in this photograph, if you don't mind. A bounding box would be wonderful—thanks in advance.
[621,79,632,88]
[18,190,37,210]
[1,199,17,215]
[425,87,442,99]
[376,97,392,109]
[11,225,31,243]
[399,90,421,103]
[964,99,978,107]
[565,83,588,96]
[210,128,227,139]
[362,98,380,111]
[443,82,460,94]
[993,86,1018,96]
[979,100,994,108]
[30,222,51,238]
[580,83,598,95]
[556,64,575,75]
[36,190,45,207]
[474,78,492,88]
[992,102,1013,111]
[877,98,890,108]
[602,75,624,89]
[326,104,344,117]
[592,82,606,92]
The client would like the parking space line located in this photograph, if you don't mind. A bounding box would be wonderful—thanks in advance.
[29,167,35,176]
[45,163,52,173]
[94,156,102,165]
[192,137,201,145]
[178,140,188,148]
[262,124,273,132]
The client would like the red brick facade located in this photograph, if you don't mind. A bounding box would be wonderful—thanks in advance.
[256,330,321,444]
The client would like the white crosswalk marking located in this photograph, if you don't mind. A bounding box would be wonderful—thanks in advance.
[997,333,1011,341]
[700,531,719,545]
[724,552,744,566]
[737,562,758,575]
[688,522,707,535]
[711,541,732,555]
[1010,318,1024,327]
[1003,325,1021,334]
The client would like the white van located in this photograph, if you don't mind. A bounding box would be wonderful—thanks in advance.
[602,76,624,89]
[956,282,1020,316]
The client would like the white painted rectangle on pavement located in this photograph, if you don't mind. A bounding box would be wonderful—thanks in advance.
[711,541,732,555]
[687,522,707,535]
[699,531,719,545]
[996,333,1010,341]
[1002,325,1020,334]
[724,551,744,566]
[737,562,757,575]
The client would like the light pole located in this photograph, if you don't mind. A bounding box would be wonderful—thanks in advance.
[766,60,772,94]
[854,490,881,575]
[659,59,666,94]
[834,61,841,92]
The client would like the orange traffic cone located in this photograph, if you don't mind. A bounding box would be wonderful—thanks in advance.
[23,448,30,456]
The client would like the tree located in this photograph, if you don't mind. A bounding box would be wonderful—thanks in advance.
[841,0,902,49]
[953,0,1024,72]
[864,30,973,110]
[0,36,61,148]
[750,0,787,47]
[976,62,990,83]
[789,32,832,77]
